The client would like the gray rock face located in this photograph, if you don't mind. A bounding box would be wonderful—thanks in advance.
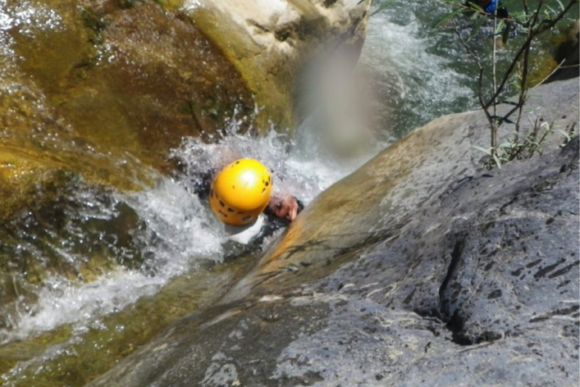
[89,79,579,387]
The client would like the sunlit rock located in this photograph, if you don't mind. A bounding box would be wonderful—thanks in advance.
[0,0,371,381]
[88,79,579,387]
[187,0,371,130]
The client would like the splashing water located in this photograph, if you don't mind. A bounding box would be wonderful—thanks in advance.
[1,118,378,345]
[361,3,475,136]
[1,178,224,344]
[0,0,482,361]
[174,122,377,205]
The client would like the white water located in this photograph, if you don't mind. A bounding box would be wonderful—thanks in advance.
[1,120,375,344]
[0,0,473,348]
[360,7,475,134]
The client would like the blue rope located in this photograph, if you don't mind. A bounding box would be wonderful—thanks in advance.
[484,0,499,13]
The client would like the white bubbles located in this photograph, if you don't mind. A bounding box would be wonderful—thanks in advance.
[121,177,225,266]
[1,176,225,344]
[361,6,474,134]
[8,271,161,343]
[0,1,62,34]
[173,121,377,205]
[0,1,63,81]
[182,0,202,12]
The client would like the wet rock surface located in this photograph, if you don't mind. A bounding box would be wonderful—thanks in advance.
[89,79,579,387]
[189,0,371,130]
[0,0,368,346]
[0,0,368,221]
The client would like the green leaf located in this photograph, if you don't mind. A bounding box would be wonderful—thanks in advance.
[511,11,526,21]
[473,145,492,155]
[558,130,571,141]
[469,3,484,12]
[495,19,505,35]
[501,22,510,44]
[432,8,466,28]
[467,16,487,42]
[555,0,566,11]
[493,154,502,168]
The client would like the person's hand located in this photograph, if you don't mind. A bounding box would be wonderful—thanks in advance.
[286,197,298,221]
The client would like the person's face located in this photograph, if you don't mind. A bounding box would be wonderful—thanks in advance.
[269,197,298,221]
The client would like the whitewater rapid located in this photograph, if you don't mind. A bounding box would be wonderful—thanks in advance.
[1,0,476,347]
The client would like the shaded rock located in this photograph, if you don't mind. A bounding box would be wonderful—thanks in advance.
[0,0,369,320]
[89,79,579,386]
[547,20,580,83]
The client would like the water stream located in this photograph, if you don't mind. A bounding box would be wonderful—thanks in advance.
[0,0,575,385]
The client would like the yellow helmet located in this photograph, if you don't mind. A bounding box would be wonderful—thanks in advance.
[209,159,273,226]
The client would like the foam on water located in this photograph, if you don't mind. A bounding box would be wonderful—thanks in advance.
[361,6,475,134]
[1,178,225,343]
[2,119,376,344]
[1,0,476,349]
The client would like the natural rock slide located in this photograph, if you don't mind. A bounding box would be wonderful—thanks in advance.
[0,0,372,384]
[0,0,578,385]
[90,79,579,387]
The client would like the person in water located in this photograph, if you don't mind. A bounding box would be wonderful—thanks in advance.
[192,158,303,226]
[467,0,509,18]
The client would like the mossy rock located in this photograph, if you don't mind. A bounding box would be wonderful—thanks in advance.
[0,0,255,223]
[0,255,254,387]
[0,0,369,224]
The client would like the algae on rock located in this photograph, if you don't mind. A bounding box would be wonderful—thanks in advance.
[0,0,373,385]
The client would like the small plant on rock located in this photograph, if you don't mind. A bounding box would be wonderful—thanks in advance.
[433,0,578,168]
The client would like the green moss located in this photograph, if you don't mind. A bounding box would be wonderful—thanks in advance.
[0,0,255,224]
[0,256,252,387]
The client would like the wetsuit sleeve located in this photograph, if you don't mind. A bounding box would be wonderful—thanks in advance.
[192,170,214,200]
[296,199,305,214]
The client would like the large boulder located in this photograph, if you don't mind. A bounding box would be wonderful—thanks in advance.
[0,0,369,326]
[0,0,370,220]
[88,79,579,386]
[189,0,371,130]
[0,0,251,223]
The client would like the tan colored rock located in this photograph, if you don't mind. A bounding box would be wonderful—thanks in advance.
[187,0,371,130]
[0,0,370,224]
